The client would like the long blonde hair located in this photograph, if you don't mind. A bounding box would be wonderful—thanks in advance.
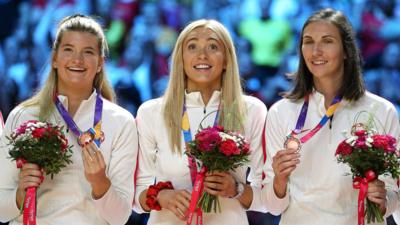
[21,14,115,120]
[163,19,246,153]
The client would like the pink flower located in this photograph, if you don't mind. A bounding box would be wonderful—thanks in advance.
[336,141,353,156]
[220,139,239,156]
[195,128,222,152]
[353,135,368,149]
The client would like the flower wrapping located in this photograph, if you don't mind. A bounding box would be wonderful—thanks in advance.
[6,120,73,225]
[335,118,400,225]
[186,125,250,214]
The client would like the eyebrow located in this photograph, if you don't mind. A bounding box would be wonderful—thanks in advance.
[186,37,220,42]
[303,34,337,39]
[61,43,96,50]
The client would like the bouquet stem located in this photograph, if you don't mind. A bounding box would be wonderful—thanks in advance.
[197,192,221,213]
[366,199,384,223]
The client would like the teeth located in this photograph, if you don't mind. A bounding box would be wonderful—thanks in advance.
[194,64,211,69]
[68,67,85,71]
[313,60,327,65]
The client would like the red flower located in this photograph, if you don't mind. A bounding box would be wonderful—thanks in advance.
[195,128,222,152]
[242,142,250,154]
[372,135,396,153]
[354,130,367,137]
[32,127,47,138]
[213,126,224,132]
[220,139,239,156]
[336,141,353,156]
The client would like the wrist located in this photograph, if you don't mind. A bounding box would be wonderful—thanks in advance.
[230,180,245,199]
[91,177,111,199]
[273,176,288,199]
[146,181,174,211]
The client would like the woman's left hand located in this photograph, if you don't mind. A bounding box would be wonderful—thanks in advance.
[82,141,111,199]
[203,171,236,198]
[367,179,387,215]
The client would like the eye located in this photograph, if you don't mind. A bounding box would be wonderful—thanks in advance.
[63,47,73,52]
[84,50,95,55]
[302,39,313,45]
[323,38,334,43]
[210,43,218,50]
[187,43,196,50]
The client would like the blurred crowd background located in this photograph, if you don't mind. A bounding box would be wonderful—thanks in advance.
[0,0,400,224]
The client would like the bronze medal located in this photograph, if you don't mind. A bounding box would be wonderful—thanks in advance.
[284,135,301,152]
[78,131,95,146]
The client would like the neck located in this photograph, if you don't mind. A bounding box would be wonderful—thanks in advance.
[58,86,93,117]
[187,83,221,106]
[313,77,341,109]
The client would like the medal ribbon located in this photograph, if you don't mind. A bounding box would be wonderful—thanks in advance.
[182,98,219,225]
[353,176,375,225]
[53,90,104,147]
[292,93,341,144]
[16,158,41,225]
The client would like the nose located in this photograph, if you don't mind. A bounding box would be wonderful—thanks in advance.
[196,46,208,59]
[72,51,84,63]
[312,43,322,56]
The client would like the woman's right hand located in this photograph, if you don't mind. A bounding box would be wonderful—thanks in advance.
[16,163,43,208]
[157,189,191,221]
[272,148,300,198]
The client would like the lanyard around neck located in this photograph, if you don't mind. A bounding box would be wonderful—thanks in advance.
[292,93,342,144]
[53,90,104,146]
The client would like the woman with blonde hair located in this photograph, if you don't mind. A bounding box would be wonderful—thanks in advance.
[0,14,137,225]
[134,19,267,225]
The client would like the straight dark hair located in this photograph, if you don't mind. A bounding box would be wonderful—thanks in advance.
[285,8,365,101]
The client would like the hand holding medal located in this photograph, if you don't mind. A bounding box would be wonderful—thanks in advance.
[81,140,110,199]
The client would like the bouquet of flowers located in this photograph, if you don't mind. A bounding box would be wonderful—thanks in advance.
[7,120,73,224]
[335,114,400,224]
[186,125,250,213]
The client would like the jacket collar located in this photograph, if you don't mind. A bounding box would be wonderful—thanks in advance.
[184,90,221,107]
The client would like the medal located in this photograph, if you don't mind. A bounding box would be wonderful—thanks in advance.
[284,134,301,152]
[285,93,342,151]
[54,90,105,148]
[78,128,95,146]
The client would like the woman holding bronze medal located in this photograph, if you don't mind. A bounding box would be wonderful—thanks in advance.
[134,19,267,225]
[0,15,137,225]
[261,8,399,225]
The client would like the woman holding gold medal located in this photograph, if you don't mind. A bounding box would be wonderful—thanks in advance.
[134,19,267,225]
[0,15,137,225]
[262,8,399,225]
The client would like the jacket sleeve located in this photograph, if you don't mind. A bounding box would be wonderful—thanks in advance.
[93,113,138,225]
[245,98,268,212]
[261,103,290,215]
[0,107,27,222]
[132,102,158,213]
[380,102,400,217]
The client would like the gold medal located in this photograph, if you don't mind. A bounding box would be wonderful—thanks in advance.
[182,112,190,131]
